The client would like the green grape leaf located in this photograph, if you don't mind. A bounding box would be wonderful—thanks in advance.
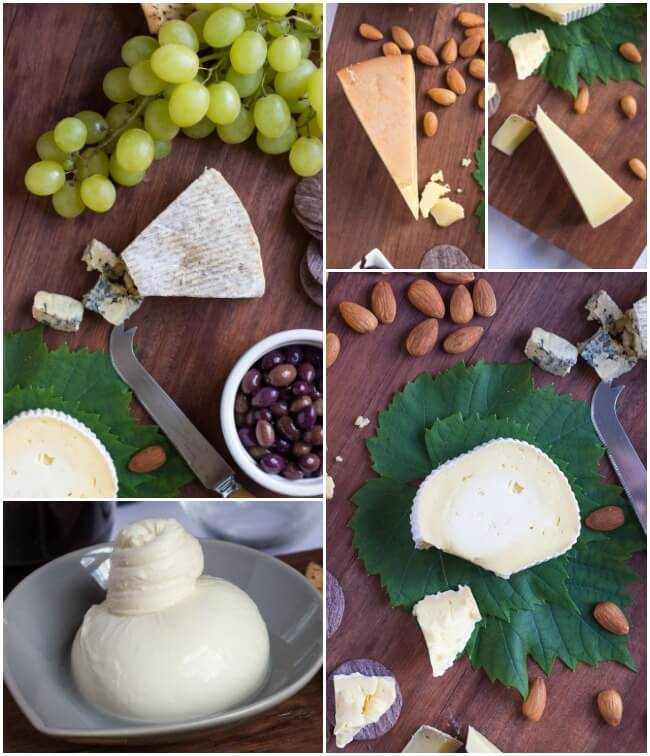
[473,135,485,235]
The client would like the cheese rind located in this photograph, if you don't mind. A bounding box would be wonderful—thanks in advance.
[32,291,84,332]
[525,327,577,376]
[465,726,501,753]
[337,55,419,219]
[511,4,604,25]
[508,30,550,79]
[402,725,463,753]
[83,275,143,326]
[333,673,396,749]
[578,328,637,382]
[491,114,536,156]
[535,106,633,228]
[410,439,581,579]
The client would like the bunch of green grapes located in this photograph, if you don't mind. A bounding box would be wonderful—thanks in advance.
[24,3,323,218]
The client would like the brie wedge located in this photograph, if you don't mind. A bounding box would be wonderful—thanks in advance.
[333,673,396,748]
[466,726,501,753]
[410,439,581,579]
[402,725,463,752]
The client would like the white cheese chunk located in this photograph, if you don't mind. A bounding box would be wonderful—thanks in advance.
[431,198,465,227]
[511,4,604,25]
[631,297,647,359]
[83,275,143,326]
[578,328,637,382]
[333,673,396,749]
[585,290,624,330]
[491,114,536,156]
[410,439,581,579]
[486,82,497,102]
[420,171,450,218]
[508,30,550,80]
[402,725,462,753]
[413,586,481,677]
[525,327,577,376]
[81,239,125,281]
[466,726,502,753]
[122,168,265,298]
[32,291,84,332]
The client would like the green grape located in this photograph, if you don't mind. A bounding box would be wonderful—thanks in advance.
[311,3,323,22]
[153,139,173,159]
[25,160,66,196]
[254,94,291,138]
[109,152,145,186]
[129,60,167,95]
[230,31,267,74]
[36,131,74,170]
[75,148,110,181]
[144,99,180,141]
[225,67,263,97]
[115,128,155,172]
[245,17,265,33]
[258,3,294,17]
[256,118,297,154]
[274,57,315,100]
[203,7,246,48]
[158,19,199,51]
[268,19,290,37]
[316,107,323,131]
[289,97,310,114]
[168,81,210,127]
[307,115,321,137]
[231,3,254,9]
[306,67,322,112]
[52,180,86,218]
[296,34,312,58]
[182,117,215,139]
[106,102,142,131]
[53,117,87,153]
[74,111,109,144]
[207,81,241,125]
[80,174,117,212]
[268,35,302,72]
[264,66,277,85]
[121,35,158,66]
[187,10,210,44]
[151,44,199,83]
[194,2,222,9]
[216,106,255,144]
[103,66,137,102]
[289,136,322,176]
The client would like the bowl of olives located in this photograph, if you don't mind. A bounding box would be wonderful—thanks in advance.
[220,329,323,497]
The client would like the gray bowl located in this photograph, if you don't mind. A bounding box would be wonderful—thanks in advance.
[4,539,322,744]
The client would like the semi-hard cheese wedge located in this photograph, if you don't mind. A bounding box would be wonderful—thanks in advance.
[333,673,396,748]
[412,586,481,677]
[402,725,463,753]
[410,439,580,578]
[511,4,604,25]
[4,410,118,498]
[121,168,264,298]
[465,726,501,753]
[508,30,550,79]
[535,106,633,228]
[337,55,418,219]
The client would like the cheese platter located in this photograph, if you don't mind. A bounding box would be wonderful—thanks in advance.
[325,271,646,752]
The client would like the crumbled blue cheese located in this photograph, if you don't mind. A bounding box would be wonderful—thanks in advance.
[585,290,624,330]
[32,291,84,332]
[83,275,143,326]
[629,297,647,360]
[81,239,125,281]
[578,328,637,382]
[524,327,577,376]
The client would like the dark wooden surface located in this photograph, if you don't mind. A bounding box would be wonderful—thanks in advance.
[3,4,322,498]
[325,272,646,753]
[326,3,485,269]
[3,548,323,753]
[488,12,647,269]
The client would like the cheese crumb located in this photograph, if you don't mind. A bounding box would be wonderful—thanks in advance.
[354,416,371,428]
[335,455,344,463]
[456,188,463,194]
[326,475,335,500]
[461,158,472,167]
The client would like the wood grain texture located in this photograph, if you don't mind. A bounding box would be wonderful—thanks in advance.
[3,4,322,499]
[325,271,646,753]
[326,3,485,269]
[3,548,323,753]
[488,13,647,269]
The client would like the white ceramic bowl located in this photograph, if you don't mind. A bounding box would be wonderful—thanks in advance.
[220,329,323,497]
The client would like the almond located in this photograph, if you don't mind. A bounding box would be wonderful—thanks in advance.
[434,271,475,285]
[416,44,439,66]
[443,326,483,354]
[480,39,485,55]
[406,319,439,357]
[339,302,378,333]
[584,505,625,531]
[468,58,485,80]
[326,332,340,368]
[620,95,637,119]
[477,88,485,110]
[628,158,646,180]
[450,285,474,324]
[522,678,547,722]
[428,87,457,106]
[383,41,401,56]
[593,602,630,635]
[408,279,445,318]
[464,26,485,40]
[440,38,457,64]
[446,67,466,95]
[597,689,623,727]
[459,34,481,58]
[458,11,484,27]
[392,25,414,51]
[574,86,589,114]
[359,23,383,41]
[472,278,497,317]
[129,445,167,473]
[371,279,397,323]
[619,42,641,63]
[423,111,439,137]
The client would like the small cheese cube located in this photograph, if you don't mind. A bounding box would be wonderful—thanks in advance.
[585,290,624,330]
[578,328,637,382]
[81,239,125,281]
[508,29,550,79]
[32,291,84,332]
[83,276,143,326]
[492,114,536,156]
[525,327,578,376]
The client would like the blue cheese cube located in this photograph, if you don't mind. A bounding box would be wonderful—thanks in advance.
[81,239,125,281]
[32,291,84,332]
[578,328,637,382]
[585,290,623,330]
[83,276,143,326]
[524,327,577,376]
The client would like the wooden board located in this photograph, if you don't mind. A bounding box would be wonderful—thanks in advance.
[3,548,323,753]
[488,11,647,269]
[3,5,322,499]
[325,271,646,753]
[326,3,485,269]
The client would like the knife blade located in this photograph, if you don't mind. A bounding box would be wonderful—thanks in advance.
[591,382,646,534]
[110,324,241,497]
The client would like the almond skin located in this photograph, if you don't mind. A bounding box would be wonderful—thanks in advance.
[628,158,647,180]
[129,445,167,473]
[371,279,397,323]
[383,41,401,56]
[450,285,474,324]
[359,23,383,41]
[443,326,483,354]
[458,11,484,27]
[619,42,641,63]
[464,26,485,40]
[522,678,547,722]
[428,87,457,106]
[339,302,378,333]
[446,67,467,95]
[326,332,340,368]
[468,58,485,80]
[597,689,623,727]
[477,88,485,110]
[423,111,439,137]
[574,86,589,114]
[584,505,625,531]
[440,38,458,64]
[459,34,481,58]
[435,271,475,285]
[408,279,445,318]
[392,25,414,51]
[473,278,497,317]
[480,39,485,55]
[593,602,630,635]
[416,44,439,66]
[620,95,637,118]
[406,319,439,357]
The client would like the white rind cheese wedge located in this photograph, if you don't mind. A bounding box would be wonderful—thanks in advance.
[410,439,581,579]
[333,673,396,749]
[337,55,419,220]
[535,106,633,228]
[4,409,118,498]
[491,114,536,156]
[122,168,265,298]
[413,586,482,677]
[402,724,463,753]
[508,30,550,79]
[511,4,604,25]
[466,726,502,753]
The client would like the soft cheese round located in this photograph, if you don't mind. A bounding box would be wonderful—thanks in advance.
[4,409,118,498]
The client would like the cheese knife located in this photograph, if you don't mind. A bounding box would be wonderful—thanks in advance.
[591,382,647,534]
[110,324,252,498]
